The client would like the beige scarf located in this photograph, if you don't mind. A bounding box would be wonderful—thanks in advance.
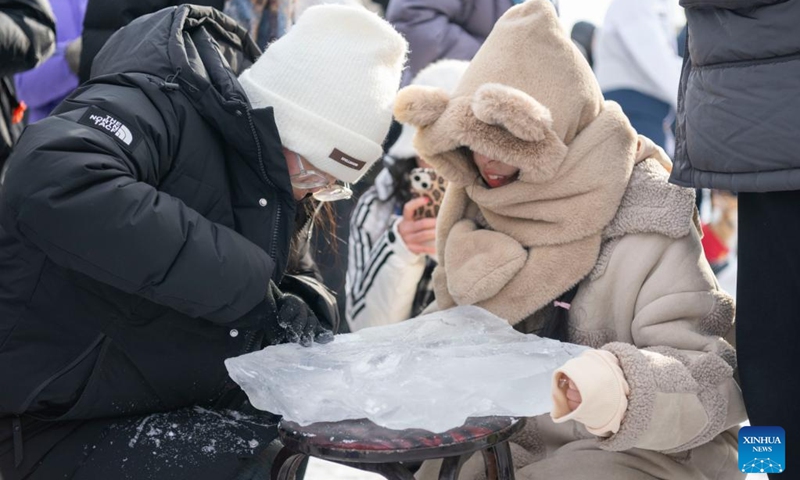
[394,0,641,324]
[431,102,637,324]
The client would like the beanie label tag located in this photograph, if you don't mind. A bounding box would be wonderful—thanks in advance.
[330,148,365,170]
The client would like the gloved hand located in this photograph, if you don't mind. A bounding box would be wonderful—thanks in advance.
[266,282,334,347]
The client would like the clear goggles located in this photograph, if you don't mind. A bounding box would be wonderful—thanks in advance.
[289,153,352,202]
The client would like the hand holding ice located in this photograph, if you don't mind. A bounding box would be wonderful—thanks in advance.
[225,306,588,432]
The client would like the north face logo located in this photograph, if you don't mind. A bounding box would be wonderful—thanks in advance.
[78,105,142,151]
[88,113,133,146]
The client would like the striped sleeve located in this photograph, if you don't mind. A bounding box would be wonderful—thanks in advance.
[345,188,428,331]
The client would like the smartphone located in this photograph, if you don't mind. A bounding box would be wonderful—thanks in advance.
[409,167,447,220]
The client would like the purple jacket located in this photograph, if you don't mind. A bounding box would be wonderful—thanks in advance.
[15,0,87,122]
[387,0,513,85]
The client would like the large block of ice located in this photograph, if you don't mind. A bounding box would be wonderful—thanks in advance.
[225,306,588,432]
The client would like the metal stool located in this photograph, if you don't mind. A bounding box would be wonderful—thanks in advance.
[271,416,524,480]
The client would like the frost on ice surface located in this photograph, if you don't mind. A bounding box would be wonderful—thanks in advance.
[225,306,588,432]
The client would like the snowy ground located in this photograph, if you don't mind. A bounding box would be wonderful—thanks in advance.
[306,457,769,480]
[306,458,383,479]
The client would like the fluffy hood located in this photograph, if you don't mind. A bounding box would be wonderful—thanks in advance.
[394,0,639,324]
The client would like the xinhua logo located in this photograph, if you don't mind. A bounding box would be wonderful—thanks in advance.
[739,426,786,474]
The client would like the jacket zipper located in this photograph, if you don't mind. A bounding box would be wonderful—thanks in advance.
[243,104,281,261]
[241,328,260,354]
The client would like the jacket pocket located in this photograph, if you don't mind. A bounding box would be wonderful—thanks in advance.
[30,337,165,421]
[22,334,105,418]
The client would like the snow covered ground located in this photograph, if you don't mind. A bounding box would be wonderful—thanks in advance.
[306,456,769,479]
[306,458,382,480]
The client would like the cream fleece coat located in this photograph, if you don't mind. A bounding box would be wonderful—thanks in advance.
[415,153,746,480]
[395,1,745,478]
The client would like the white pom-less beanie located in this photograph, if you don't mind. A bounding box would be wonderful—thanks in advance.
[238,5,408,184]
[388,59,470,160]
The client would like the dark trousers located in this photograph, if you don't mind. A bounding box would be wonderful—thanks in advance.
[0,406,288,480]
[603,89,671,150]
[737,190,800,477]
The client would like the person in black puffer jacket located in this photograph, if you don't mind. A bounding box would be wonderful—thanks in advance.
[0,0,55,183]
[77,0,224,84]
[0,5,407,479]
[670,0,800,473]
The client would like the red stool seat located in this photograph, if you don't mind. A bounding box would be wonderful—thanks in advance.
[272,416,524,479]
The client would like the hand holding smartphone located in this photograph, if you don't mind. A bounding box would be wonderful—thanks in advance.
[409,167,446,220]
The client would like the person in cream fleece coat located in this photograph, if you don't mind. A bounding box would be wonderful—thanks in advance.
[393,1,746,479]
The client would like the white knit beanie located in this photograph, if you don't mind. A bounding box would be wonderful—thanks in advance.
[238,5,407,184]
[388,60,470,160]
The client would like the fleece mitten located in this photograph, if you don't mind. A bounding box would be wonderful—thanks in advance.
[444,219,527,305]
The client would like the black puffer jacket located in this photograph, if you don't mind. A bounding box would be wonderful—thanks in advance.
[0,0,55,169]
[670,0,800,192]
[0,6,302,420]
[78,0,223,83]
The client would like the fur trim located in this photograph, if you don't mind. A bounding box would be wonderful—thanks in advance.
[471,84,553,142]
[598,343,658,451]
[600,343,735,454]
[643,346,700,394]
[699,290,736,338]
[412,97,569,188]
[603,158,696,241]
[663,353,732,454]
[711,340,737,370]
[590,158,698,280]
[689,352,733,389]
[393,85,450,128]
[566,324,617,349]
[389,60,469,159]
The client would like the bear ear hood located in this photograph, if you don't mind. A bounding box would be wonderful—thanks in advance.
[471,84,553,143]
[394,85,450,128]
[397,0,609,188]
[389,59,470,160]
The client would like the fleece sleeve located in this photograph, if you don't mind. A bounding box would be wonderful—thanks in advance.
[597,228,747,453]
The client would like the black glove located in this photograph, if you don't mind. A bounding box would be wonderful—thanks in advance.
[279,273,340,334]
[266,282,334,347]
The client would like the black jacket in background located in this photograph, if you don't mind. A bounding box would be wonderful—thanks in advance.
[78,0,224,83]
[0,0,55,167]
[0,5,300,421]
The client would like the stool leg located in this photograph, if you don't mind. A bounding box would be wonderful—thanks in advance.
[481,441,515,480]
[438,453,471,480]
[271,446,307,480]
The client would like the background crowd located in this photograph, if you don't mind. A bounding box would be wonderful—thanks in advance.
[2,0,792,479]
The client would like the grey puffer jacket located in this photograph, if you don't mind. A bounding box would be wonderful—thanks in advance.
[386,0,513,85]
[670,0,800,192]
